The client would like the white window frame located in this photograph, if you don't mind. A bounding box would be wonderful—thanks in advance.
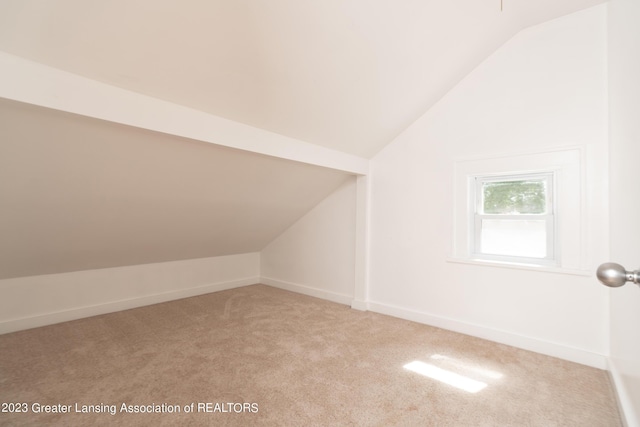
[451,147,586,273]
[471,172,557,266]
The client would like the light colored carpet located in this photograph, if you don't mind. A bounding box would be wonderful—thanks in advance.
[0,284,622,426]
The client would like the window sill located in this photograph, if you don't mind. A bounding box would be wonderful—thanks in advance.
[446,257,592,276]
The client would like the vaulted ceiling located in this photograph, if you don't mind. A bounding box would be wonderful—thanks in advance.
[0,0,605,158]
[0,98,351,279]
[0,0,605,279]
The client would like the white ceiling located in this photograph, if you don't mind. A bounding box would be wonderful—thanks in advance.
[0,0,605,158]
[0,98,351,279]
[0,0,606,279]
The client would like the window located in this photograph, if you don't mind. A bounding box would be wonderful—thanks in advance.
[453,147,584,271]
[472,173,555,265]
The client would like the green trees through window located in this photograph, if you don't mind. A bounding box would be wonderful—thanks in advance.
[481,180,547,215]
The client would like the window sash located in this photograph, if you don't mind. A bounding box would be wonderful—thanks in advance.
[472,173,556,265]
[476,173,554,215]
[473,215,555,261]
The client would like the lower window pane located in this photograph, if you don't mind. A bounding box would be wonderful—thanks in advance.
[480,219,547,258]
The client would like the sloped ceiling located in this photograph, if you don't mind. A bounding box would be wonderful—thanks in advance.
[0,0,605,279]
[0,0,605,158]
[0,98,350,279]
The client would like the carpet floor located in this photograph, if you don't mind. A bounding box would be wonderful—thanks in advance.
[0,284,622,426]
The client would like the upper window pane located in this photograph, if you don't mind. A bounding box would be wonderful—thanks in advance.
[480,179,548,214]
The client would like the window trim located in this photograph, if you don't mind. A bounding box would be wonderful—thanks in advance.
[470,171,557,266]
[452,146,585,272]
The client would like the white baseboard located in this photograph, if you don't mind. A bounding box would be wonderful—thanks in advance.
[0,276,259,335]
[350,299,369,311]
[608,357,640,427]
[367,300,607,369]
[260,277,353,306]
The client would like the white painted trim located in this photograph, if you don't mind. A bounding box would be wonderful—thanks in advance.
[452,146,586,271]
[260,277,353,306]
[367,300,607,369]
[446,257,592,276]
[608,357,640,427]
[350,299,369,311]
[0,51,369,175]
[354,173,372,305]
[452,144,588,164]
[0,276,259,335]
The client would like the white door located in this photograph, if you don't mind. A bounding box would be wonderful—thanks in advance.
[607,0,640,425]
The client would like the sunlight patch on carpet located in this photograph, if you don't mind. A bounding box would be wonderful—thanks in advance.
[430,354,503,380]
[403,360,488,393]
